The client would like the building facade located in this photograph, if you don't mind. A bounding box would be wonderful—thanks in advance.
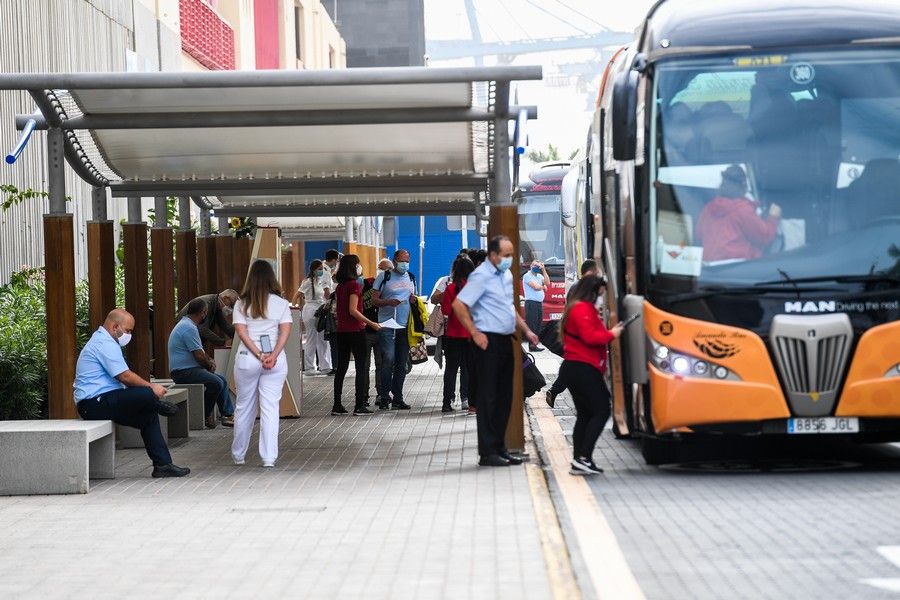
[323,0,424,67]
[0,0,346,284]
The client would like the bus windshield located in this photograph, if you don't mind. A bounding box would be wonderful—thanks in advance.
[518,192,565,267]
[650,49,900,287]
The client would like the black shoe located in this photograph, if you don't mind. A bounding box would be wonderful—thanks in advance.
[529,346,545,352]
[377,400,390,410]
[479,454,511,467]
[391,400,411,410]
[156,400,178,416]
[545,390,556,409]
[500,451,524,465]
[570,457,603,475]
[441,404,454,413]
[327,369,337,376]
[152,463,190,478]
[331,405,348,415]
[353,406,373,415]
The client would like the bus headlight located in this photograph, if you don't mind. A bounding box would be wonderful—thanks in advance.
[649,340,738,381]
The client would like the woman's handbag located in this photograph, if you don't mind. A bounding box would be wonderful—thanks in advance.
[314,298,337,335]
[409,339,429,365]
[425,306,447,337]
[522,352,546,398]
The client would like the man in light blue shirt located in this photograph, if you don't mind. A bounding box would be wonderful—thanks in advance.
[168,298,234,428]
[371,249,417,410]
[522,261,549,351]
[75,309,190,478]
[453,235,539,467]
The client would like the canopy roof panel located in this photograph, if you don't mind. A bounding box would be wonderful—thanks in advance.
[3,66,542,216]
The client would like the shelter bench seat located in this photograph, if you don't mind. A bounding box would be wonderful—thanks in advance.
[117,387,189,448]
[0,420,115,495]
[152,379,207,430]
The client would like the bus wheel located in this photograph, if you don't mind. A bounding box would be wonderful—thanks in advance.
[641,436,680,466]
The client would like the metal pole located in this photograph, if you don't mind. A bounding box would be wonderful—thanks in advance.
[218,215,229,236]
[92,186,107,221]
[127,196,142,224]
[419,216,425,295]
[492,82,512,205]
[154,196,168,228]
[199,208,211,236]
[461,215,467,249]
[178,196,191,231]
[345,218,354,242]
[47,128,66,215]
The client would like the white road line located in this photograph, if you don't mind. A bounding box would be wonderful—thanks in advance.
[862,546,900,593]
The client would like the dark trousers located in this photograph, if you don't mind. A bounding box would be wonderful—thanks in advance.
[378,328,409,403]
[328,333,340,371]
[524,300,543,348]
[77,387,172,466]
[334,330,368,409]
[472,333,514,457]
[170,367,233,417]
[442,336,472,405]
[363,329,386,401]
[560,360,611,459]
[549,369,568,396]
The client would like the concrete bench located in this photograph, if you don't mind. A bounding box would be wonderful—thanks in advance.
[0,420,115,495]
[153,379,206,430]
[117,388,189,449]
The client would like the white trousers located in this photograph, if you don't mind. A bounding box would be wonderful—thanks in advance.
[301,305,332,371]
[231,351,288,464]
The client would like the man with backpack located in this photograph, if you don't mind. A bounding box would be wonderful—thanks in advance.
[372,249,417,410]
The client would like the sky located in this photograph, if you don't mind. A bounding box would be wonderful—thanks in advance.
[424,0,656,175]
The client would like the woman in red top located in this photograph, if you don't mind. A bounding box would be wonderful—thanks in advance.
[440,254,475,413]
[333,255,381,416]
[559,275,623,475]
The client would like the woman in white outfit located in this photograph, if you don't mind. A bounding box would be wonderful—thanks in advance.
[292,259,332,374]
[231,260,293,468]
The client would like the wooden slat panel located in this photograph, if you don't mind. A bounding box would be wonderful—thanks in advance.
[150,227,175,377]
[233,236,251,293]
[215,235,234,293]
[44,215,78,419]
[196,236,217,295]
[86,220,116,331]
[175,229,198,310]
[122,223,150,380]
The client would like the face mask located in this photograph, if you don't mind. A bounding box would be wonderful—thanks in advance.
[357,276,365,286]
[531,266,541,274]
[315,269,324,277]
[356,264,363,276]
[396,262,409,274]
[594,296,604,310]
[221,306,233,317]
[498,256,513,272]
[117,331,132,347]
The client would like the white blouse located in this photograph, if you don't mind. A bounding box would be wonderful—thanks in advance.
[298,277,330,307]
[233,294,292,347]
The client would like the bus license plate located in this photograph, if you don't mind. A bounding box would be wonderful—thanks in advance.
[787,417,859,434]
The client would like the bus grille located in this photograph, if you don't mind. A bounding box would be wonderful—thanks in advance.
[768,314,853,417]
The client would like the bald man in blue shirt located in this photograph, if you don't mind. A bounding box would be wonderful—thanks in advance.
[74,309,190,478]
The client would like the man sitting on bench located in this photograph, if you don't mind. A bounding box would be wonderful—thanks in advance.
[74,309,190,478]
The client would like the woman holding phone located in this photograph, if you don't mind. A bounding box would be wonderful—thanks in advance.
[332,254,381,416]
[231,260,293,468]
[557,275,624,475]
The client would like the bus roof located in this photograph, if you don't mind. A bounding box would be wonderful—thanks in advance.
[642,0,900,56]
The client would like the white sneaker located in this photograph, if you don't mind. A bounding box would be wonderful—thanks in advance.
[262,462,275,468]
[232,456,245,466]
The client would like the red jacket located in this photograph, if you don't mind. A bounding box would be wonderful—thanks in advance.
[563,301,615,373]
[696,196,779,262]
[440,280,470,339]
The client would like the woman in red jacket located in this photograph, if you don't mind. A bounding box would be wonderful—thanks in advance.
[559,275,624,475]
[440,254,476,413]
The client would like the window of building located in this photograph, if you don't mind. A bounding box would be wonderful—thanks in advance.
[329,45,336,69]
[294,4,304,62]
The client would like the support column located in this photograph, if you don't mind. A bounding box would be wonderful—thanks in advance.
[489,84,525,453]
[215,216,234,293]
[44,127,77,419]
[175,196,198,310]
[151,196,175,378]
[123,196,151,380]
[291,241,304,291]
[197,208,217,295]
[233,235,252,292]
[86,186,116,331]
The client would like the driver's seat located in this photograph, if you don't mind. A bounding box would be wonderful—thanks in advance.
[845,158,900,227]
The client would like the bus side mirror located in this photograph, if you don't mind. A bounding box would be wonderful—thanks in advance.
[612,69,639,161]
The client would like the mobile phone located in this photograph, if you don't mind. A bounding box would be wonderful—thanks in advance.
[620,314,641,328]
[259,334,273,353]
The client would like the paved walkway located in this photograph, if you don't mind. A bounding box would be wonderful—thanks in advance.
[0,361,551,600]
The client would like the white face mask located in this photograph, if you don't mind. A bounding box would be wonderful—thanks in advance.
[356,264,363,276]
[221,306,233,317]
[117,331,132,347]
[594,296,604,310]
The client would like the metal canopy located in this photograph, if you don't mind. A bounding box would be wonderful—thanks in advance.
[3,66,542,218]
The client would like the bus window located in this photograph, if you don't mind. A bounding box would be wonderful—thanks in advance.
[519,194,565,265]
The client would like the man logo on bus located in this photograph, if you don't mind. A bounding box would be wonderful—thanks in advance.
[784,301,836,313]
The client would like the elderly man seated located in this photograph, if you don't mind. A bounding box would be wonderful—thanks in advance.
[168,298,235,428]
[175,289,239,347]
[75,309,190,478]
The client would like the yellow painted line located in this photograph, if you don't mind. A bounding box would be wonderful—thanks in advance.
[528,396,645,600]
[524,423,582,600]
